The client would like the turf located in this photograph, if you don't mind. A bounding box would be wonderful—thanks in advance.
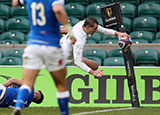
[0,107,160,115]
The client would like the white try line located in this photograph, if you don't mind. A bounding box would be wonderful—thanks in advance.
[71,107,136,115]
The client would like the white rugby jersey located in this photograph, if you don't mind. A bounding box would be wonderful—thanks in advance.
[60,20,117,73]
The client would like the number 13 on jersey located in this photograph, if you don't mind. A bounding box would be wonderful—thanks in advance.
[31,2,46,26]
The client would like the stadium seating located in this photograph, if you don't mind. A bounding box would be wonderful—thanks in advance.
[90,0,113,4]
[0,31,25,43]
[101,35,118,40]
[65,3,85,19]
[68,17,80,26]
[21,40,27,44]
[0,0,160,66]
[0,0,11,5]
[130,31,154,43]
[25,33,29,41]
[86,39,96,44]
[108,48,134,58]
[0,40,19,45]
[151,39,160,44]
[159,23,160,35]
[122,17,132,33]
[133,16,158,32]
[132,39,149,44]
[0,4,10,20]
[0,19,5,34]
[4,48,24,58]
[1,57,22,65]
[134,49,159,66]
[65,0,90,6]
[0,59,2,65]
[120,3,137,19]
[142,0,160,3]
[138,3,160,19]
[0,50,3,59]
[103,57,125,66]
[99,39,118,44]
[108,48,123,57]
[156,32,160,39]
[86,3,106,18]
[93,17,103,26]
[6,17,29,33]
[0,50,2,64]
[87,33,101,43]
[10,6,28,18]
[86,56,102,66]
[116,0,140,5]
[83,49,107,60]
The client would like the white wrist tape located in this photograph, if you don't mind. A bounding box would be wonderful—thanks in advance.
[64,23,72,32]
[64,23,75,40]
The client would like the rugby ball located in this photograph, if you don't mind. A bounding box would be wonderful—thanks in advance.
[118,37,132,49]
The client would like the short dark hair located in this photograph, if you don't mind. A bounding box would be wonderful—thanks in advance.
[33,90,44,104]
[83,17,99,27]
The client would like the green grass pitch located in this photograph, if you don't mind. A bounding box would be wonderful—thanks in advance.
[0,107,160,115]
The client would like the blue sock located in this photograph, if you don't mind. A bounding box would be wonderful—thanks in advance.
[57,91,69,115]
[15,85,31,110]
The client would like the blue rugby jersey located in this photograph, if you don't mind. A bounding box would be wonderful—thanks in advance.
[21,0,65,47]
[0,86,34,108]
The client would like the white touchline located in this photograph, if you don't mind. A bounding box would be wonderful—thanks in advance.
[71,107,136,115]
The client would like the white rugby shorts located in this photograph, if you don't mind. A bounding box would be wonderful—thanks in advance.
[23,45,66,72]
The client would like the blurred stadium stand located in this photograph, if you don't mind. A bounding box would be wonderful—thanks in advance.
[0,0,160,66]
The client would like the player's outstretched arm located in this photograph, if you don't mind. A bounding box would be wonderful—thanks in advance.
[73,45,104,77]
[96,25,116,36]
[75,58,104,77]
[96,25,130,41]
[82,57,99,70]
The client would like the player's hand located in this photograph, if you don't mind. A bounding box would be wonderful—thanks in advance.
[116,32,131,41]
[12,0,19,6]
[3,79,12,87]
[89,70,104,77]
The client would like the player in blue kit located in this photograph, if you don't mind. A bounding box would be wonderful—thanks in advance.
[0,78,44,108]
[12,0,76,115]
